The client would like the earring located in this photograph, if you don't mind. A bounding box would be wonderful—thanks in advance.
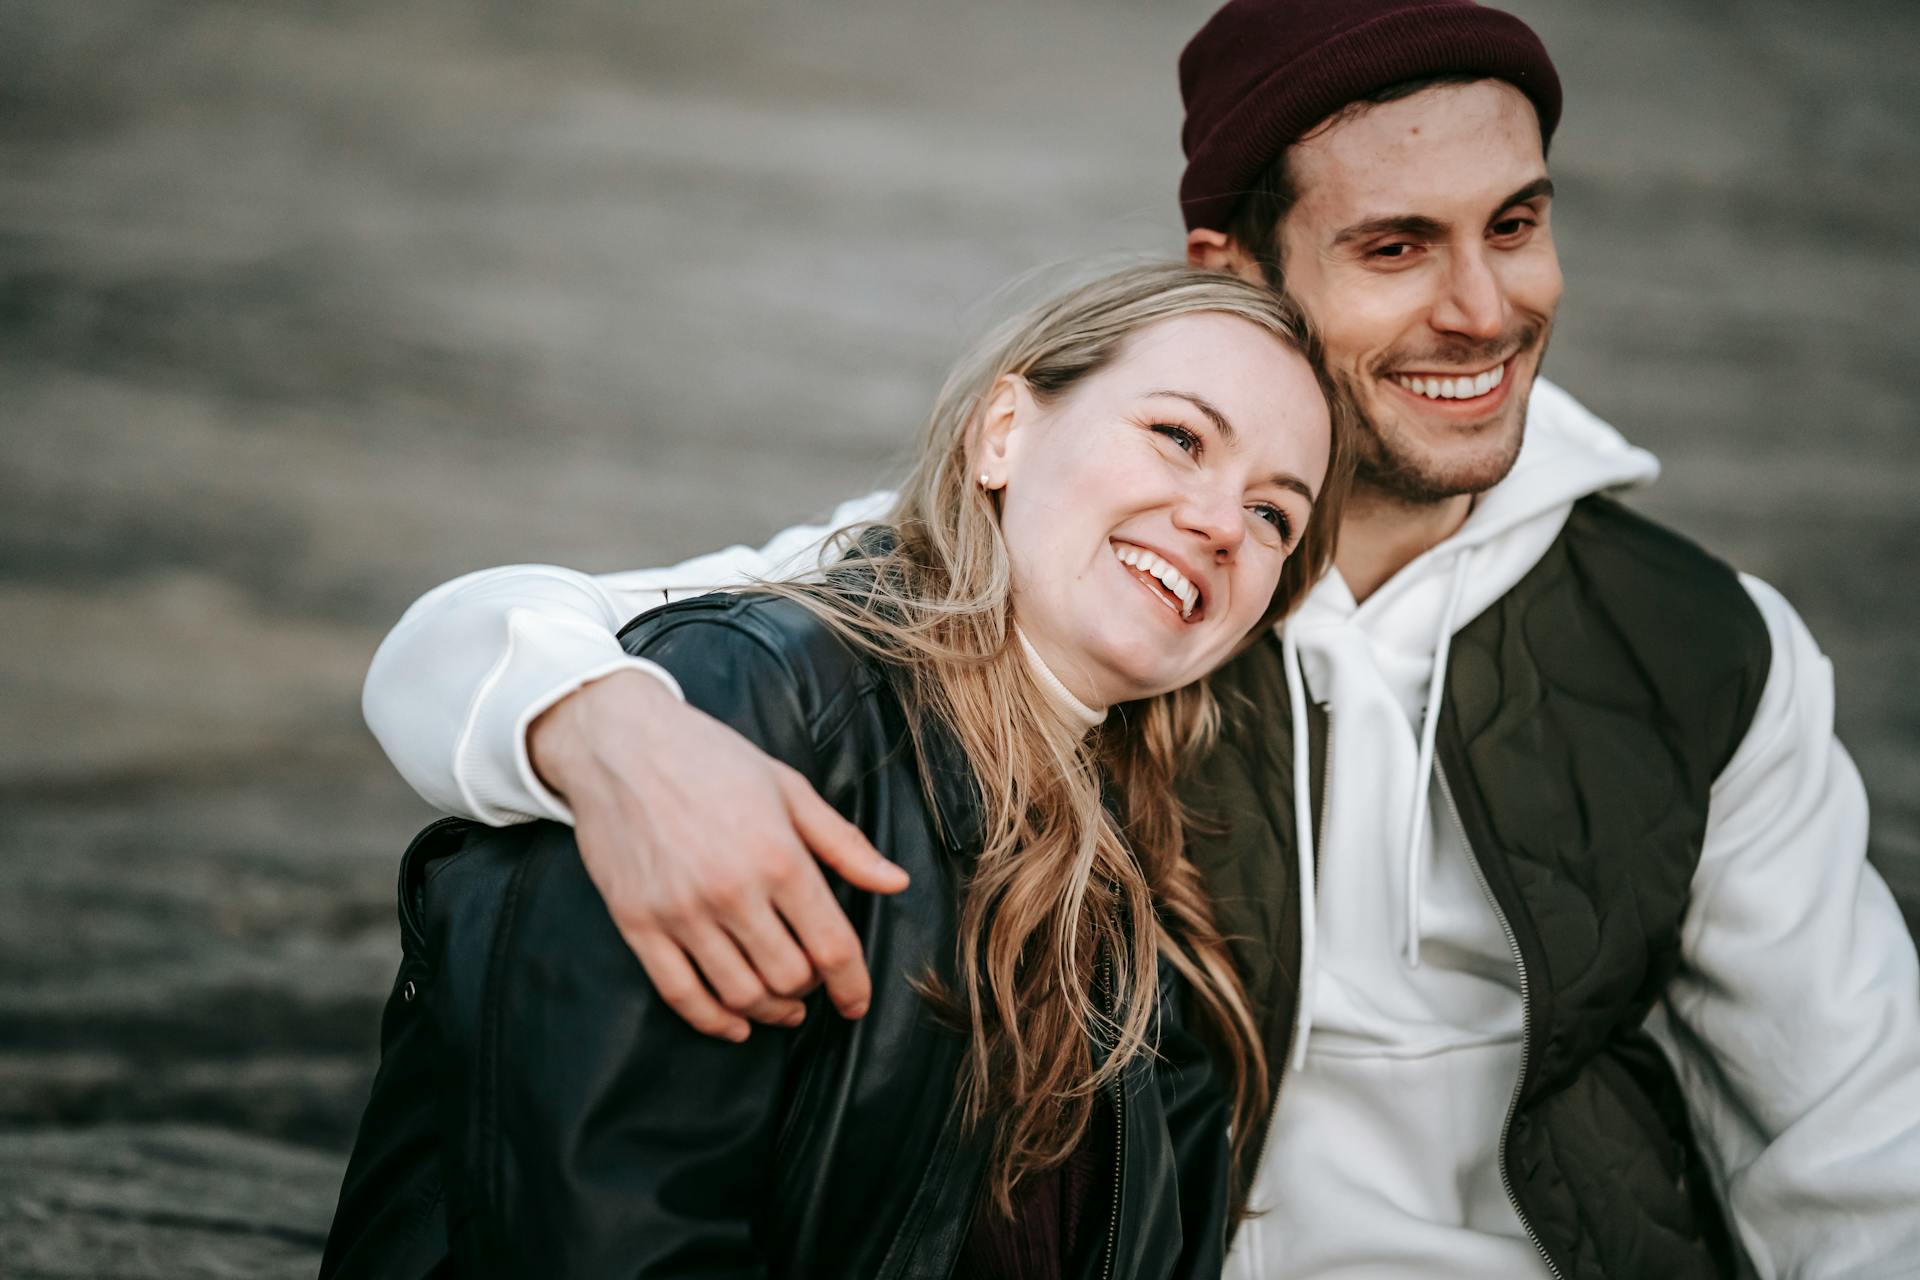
[978,472,992,489]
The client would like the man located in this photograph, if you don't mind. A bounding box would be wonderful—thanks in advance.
[360,1,1920,1275]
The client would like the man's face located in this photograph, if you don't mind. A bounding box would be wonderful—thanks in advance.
[1276,80,1562,503]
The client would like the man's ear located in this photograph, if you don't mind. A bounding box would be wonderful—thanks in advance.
[1186,228,1265,285]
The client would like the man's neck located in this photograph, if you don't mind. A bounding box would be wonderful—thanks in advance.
[1334,486,1476,604]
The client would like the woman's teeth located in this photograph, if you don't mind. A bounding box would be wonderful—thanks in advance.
[1112,542,1199,618]
[1392,362,1504,400]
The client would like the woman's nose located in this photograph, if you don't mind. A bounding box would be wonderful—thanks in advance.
[1175,485,1246,557]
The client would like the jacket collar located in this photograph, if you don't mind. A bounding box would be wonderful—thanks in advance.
[880,666,985,860]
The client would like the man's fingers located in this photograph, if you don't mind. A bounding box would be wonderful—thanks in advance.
[619,898,807,1030]
[727,900,820,1002]
[722,894,817,1026]
[625,926,750,1043]
[775,868,873,1020]
[678,920,783,1020]
[736,992,810,1027]
[779,766,909,894]
[772,766,882,1019]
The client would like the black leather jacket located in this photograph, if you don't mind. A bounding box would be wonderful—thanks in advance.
[322,592,1235,1279]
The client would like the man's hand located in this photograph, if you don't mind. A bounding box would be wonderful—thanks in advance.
[528,669,909,1041]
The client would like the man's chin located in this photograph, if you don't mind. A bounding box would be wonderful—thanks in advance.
[1352,396,1529,504]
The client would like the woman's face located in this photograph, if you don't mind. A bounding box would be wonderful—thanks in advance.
[983,311,1332,708]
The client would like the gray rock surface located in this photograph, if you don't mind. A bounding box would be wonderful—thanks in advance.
[0,1125,338,1278]
[2,0,1915,1273]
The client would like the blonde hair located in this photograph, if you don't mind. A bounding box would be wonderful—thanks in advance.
[763,262,1350,1214]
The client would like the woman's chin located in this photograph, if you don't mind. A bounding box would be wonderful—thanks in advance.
[1083,644,1214,705]
[1043,609,1237,705]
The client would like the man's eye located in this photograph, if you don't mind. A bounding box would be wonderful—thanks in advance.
[1491,217,1534,239]
[1372,242,1414,259]
[1252,503,1293,541]
[1153,423,1200,454]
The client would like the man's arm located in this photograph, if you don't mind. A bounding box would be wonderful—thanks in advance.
[1648,576,1920,1279]
[362,490,906,1040]
[362,490,894,824]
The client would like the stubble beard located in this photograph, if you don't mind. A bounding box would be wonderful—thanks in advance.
[1337,321,1552,508]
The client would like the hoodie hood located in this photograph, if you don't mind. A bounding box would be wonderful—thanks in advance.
[1275,378,1659,1070]
[1300,376,1660,641]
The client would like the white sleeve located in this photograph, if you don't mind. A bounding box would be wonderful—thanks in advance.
[1647,575,1920,1279]
[360,490,896,827]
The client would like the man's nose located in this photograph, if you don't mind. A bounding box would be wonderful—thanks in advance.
[1431,246,1507,340]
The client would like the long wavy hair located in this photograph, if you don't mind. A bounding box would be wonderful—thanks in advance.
[762,262,1350,1215]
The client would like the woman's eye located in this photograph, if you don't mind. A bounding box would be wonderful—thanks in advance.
[1251,503,1293,541]
[1152,423,1201,455]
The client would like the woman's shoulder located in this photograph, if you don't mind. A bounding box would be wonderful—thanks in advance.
[618,589,877,680]
[616,591,894,754]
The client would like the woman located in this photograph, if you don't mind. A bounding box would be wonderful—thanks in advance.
[322,262,1347,1279]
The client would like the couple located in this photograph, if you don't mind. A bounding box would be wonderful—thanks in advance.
[325,1,1920,1277]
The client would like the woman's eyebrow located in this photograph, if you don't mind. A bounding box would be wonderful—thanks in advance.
[1264,473,1317,506]
[1144,389,1317,502]
[1143,389,1235,441]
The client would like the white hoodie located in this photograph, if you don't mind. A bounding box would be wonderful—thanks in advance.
[363,379,1920,1277]
[1233,379,1661,1278]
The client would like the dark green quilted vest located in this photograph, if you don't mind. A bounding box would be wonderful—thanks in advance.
[1183,495,1772,1279]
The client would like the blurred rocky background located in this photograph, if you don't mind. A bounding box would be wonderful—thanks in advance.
[1,0,1915,1273]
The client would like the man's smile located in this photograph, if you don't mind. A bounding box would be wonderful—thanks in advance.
[1390,358,1505,401]
[1379,353,1520,417]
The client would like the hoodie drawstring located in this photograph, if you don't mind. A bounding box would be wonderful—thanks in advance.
[1403,549,1474,969]
[1282,625,1317,1075]
[1283,543,1477,1070]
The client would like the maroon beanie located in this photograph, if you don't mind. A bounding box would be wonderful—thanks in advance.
[1178,0,1562,231]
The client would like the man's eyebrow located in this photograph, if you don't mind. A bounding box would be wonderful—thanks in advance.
[1331,213,1447,248]
[1497,176,1555,211]
[1330,176,1555,248]
[1144,389,1236,442]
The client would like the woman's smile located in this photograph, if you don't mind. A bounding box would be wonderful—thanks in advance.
[1110,538,1207,623]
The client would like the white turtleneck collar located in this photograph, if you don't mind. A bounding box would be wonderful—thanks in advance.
[1015,626,1108,734]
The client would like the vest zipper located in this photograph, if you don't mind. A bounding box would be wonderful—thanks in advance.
[1238,702,1330,1220]
[1435,764,1563,1280]
[1314,704,1335,864]
[1238,1003,1293,1232]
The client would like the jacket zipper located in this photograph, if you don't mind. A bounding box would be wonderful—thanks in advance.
[1436,765,1564,1280]
[1098,946,1125,1280]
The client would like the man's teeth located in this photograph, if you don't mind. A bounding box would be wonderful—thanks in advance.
[1112,543,1199,618]
[1392,363,1504,400]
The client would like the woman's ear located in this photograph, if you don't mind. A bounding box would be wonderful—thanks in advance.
[971,373,1030,489]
